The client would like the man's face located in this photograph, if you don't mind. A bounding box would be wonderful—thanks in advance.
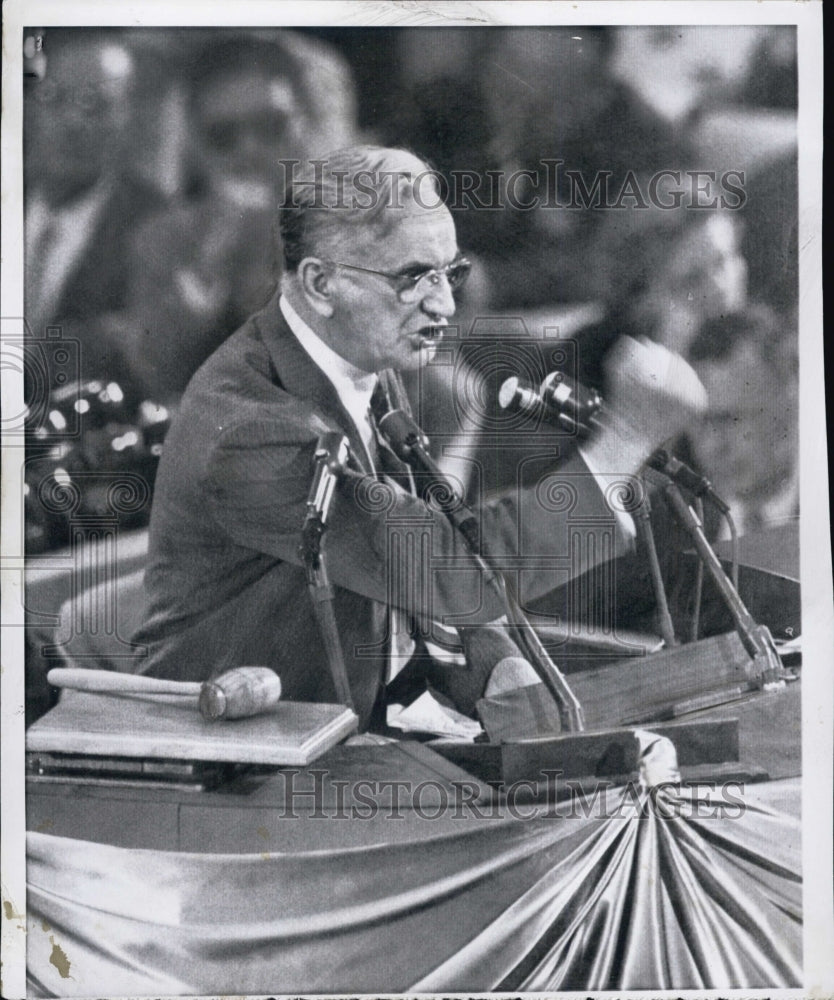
[610,26,767,123]
[196,69,301,201]
[325,204,460,373]
[25,40,133,202]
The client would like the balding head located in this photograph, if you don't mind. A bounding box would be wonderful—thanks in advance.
[278,147,462,374]
[279,146,445,271]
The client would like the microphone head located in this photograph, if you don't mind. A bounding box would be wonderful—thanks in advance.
[541,371,603,419]
[498,376,544,417]
[498,376,520,410]
[541,370,571,404]
[315,432,350,473]
[499,371,604,438]
[376,408,428,462]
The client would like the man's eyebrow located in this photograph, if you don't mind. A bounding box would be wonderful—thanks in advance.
[394,252,465,272]
[393,260,433,272]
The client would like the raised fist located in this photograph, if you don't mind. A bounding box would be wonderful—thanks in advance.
[604,335,708,442]
[581,336,708,478]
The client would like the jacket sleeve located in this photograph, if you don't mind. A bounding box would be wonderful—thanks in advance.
[205,415,633,626]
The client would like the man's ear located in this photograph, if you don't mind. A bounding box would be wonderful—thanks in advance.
[297,258,336,318]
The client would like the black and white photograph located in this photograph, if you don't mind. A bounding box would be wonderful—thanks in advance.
[1,1,828,996]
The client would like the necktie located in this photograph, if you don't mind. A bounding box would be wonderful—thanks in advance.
[367,383,417,683]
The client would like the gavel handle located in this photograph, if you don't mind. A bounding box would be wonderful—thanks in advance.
[47,668,202,698]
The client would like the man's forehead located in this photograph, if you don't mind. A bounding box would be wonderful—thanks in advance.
[364,204,458,264]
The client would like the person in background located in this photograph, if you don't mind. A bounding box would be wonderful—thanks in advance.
[577,210,748,383]
[122,31,358,402]
[23,30,176,556]
[24,30,165,382]
[687,305,799,533]
[23,30,181,718]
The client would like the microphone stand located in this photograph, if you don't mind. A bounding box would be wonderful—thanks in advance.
[300,437,356,712]
[661,481,785,690]
[633,481,678,648]
[377,409,586,732]
[499,367,786,693]
[690,497,705,642]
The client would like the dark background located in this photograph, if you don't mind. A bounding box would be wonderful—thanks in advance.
[22,24,799,545]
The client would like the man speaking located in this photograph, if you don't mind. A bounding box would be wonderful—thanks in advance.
[134,146,707,731]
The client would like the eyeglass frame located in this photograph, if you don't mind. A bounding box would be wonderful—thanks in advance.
[321,255,472,302]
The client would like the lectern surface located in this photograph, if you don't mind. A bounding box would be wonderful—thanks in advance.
[26,690,358,765]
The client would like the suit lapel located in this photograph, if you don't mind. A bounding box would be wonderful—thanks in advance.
[254,293,419,488]
[253,292,375,476]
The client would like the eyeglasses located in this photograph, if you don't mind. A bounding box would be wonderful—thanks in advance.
[324,256,472,303]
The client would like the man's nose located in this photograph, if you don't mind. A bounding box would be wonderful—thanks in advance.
[421,274,456,318]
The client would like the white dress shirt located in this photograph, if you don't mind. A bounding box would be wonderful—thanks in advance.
[25,182,111,332]
[280,295,379,470]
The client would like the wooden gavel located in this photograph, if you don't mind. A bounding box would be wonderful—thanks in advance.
[46,666,283,721]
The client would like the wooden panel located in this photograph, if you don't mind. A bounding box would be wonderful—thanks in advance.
[433,718,738,787]
[499,719,738,785]
[26,691,358,765]
[567,631,762,729]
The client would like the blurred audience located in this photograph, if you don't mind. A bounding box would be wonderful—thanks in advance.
[23,25,799,551]
[392,25,797,533]
[24,31,165,375]
[23,30,179,553]
[121,32,358,401]
[608,25,771,125]
[687,305,799,533]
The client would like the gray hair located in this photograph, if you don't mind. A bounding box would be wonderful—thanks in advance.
[279,146,443,271]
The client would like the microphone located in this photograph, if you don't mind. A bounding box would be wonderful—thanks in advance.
[376,408,481,553]
[379,407,587,732]
[375,407,431,467]
[498,371,603,436]
[646,449,730,514]
[301,432,350,564]
[499,370,730,515]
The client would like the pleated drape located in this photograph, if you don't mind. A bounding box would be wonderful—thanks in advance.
[27,777,801,996]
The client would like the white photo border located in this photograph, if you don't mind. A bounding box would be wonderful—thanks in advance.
[1,2,827,998]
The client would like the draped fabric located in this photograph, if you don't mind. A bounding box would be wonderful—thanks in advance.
[27,777,801,996]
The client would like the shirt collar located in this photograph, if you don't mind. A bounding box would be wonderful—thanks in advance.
[279,295,380,469]
[279,294,378,408]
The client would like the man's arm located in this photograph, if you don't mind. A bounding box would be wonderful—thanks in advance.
[205,422,607,625]
[205,337,706,627]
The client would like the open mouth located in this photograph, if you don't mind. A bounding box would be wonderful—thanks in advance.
[411,324,447,349]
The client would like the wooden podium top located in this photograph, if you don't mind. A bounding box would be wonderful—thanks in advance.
[26,690,358,766]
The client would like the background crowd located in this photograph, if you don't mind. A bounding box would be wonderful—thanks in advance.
[22,25,799,552]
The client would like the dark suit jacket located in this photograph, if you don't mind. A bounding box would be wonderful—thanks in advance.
[25,177,163,385]
[124,196,279,400]
[134,293,624,728]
